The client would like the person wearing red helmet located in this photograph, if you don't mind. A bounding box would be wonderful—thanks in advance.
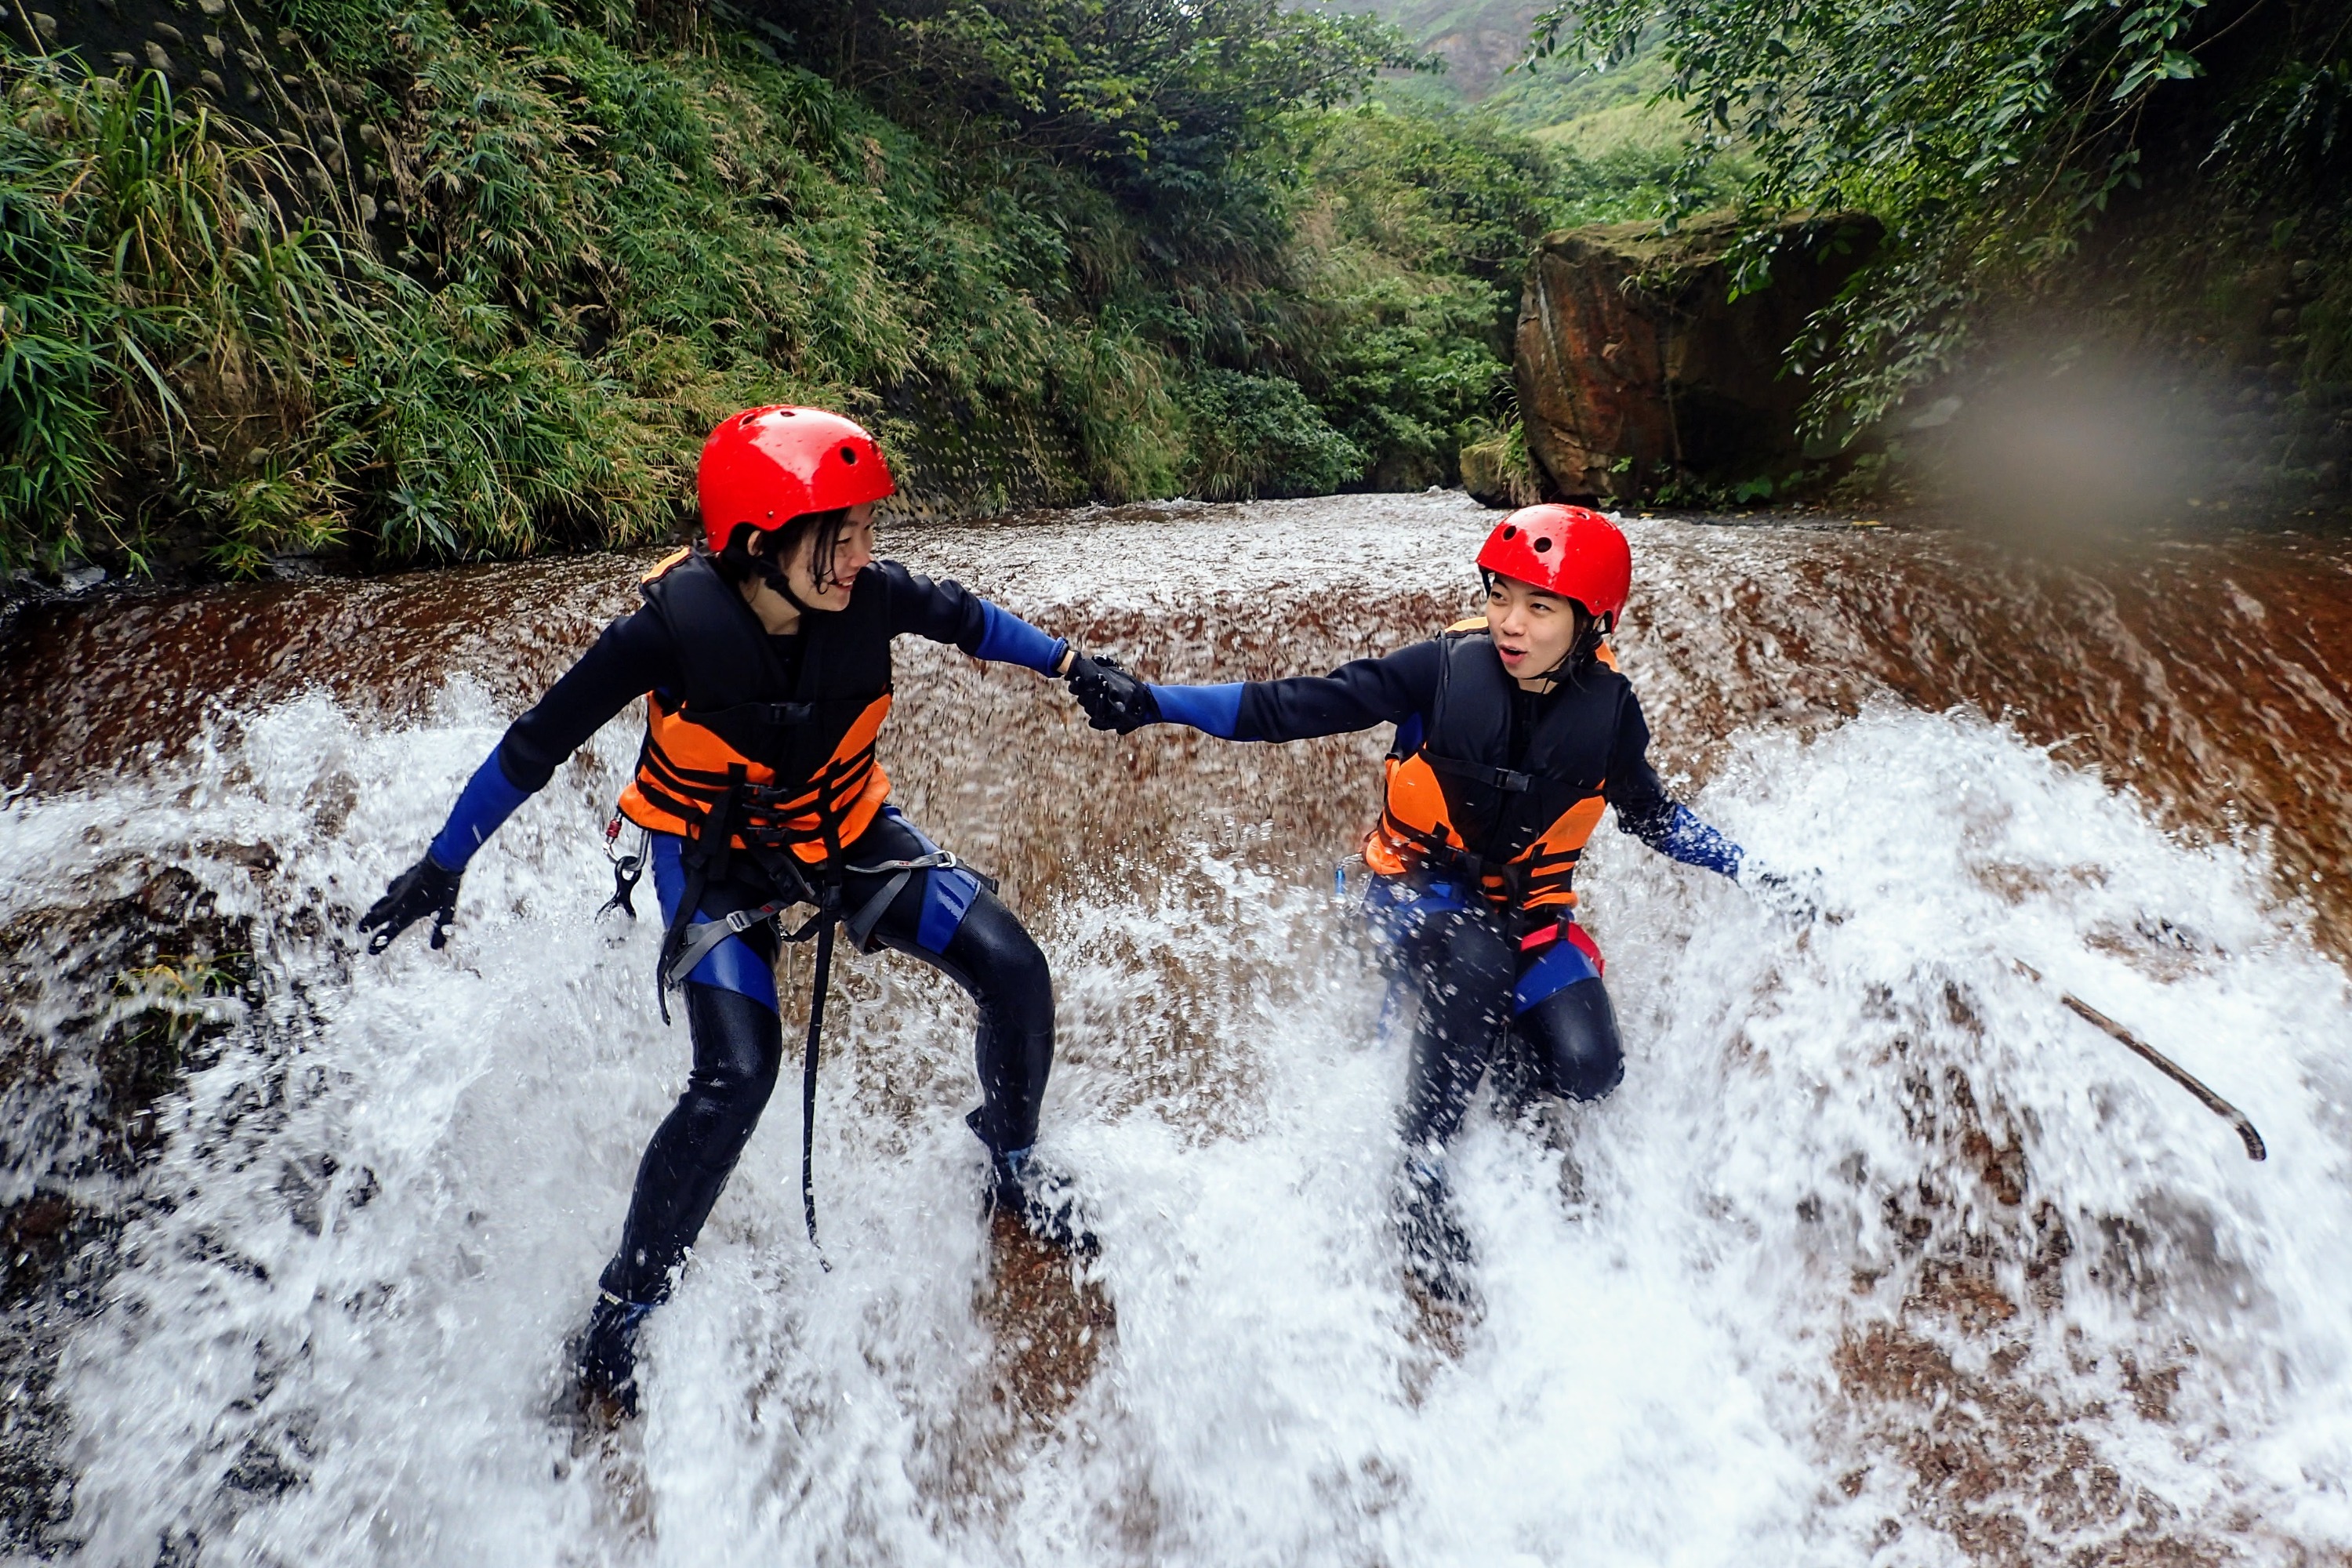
[361,406,1097,1414]
[1066,504,1798,1302]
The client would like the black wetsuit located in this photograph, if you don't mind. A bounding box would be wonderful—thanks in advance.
[1138,637,1744,1152]
[426,560,1069,1308]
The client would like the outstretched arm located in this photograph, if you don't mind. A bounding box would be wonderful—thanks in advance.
[362,612,677,952]
[877,561,1073,676]
[429,612,682,871]
[1080,640,1446,742]
[1602,692,1744,878]
[1604,689,1824,922]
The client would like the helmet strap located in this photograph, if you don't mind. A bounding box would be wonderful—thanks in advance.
[761,554,820,617]
[1568,608,1613,666]
[747,529,822,617]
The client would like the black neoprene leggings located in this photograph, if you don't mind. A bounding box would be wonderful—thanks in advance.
[600,816,1054,1305]
[1394,906,1624,1155]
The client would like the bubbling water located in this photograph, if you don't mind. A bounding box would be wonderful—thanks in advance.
[1,495,2347,1566]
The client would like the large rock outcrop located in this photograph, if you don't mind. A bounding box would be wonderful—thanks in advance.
[1515,212,1882,500]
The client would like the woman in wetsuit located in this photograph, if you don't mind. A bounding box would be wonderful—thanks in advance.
[361,406,1091,1413]
[1064,506,1809,1300]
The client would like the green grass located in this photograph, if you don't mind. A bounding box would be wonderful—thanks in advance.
[5,0,1707,576]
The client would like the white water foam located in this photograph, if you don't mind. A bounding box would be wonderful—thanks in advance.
[5,543,2350,1566]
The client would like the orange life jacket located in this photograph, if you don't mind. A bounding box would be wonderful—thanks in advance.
[615,550,894,866]
[1361,615,1624,916]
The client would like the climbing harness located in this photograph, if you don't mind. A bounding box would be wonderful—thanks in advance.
[648,789,999,1249]
[657,848,987,988]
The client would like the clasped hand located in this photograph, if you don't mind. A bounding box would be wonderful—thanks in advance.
[1062,652,1159,735]
[1738,858,1829,928]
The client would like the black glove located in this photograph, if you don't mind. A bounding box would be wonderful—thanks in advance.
[1738,859,1825,929]
[1063,652,1160,735]
[360,854,463,953]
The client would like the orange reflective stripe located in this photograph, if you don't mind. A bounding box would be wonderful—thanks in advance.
[640,700,781,789]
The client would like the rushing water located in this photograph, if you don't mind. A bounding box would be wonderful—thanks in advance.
[2,494,2348,1566]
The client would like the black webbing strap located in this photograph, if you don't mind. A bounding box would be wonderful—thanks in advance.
[660,844,992,1258]
[1425,753,1533,793]
[800,920,833,1256]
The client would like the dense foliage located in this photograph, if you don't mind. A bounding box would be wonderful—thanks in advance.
[1534,0,2352,433]
[5,0,1671,576]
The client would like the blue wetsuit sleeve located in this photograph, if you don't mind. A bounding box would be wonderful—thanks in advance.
[428,751,533,871]
[1605,686,1744,879]
[1147,683,1246,738]
[1627,803,1744,878]
[971,601,1070,674]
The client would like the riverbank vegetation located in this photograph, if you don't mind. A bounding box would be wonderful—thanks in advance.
[4,0,1702,577]
[11,0,2340,579]
[1536,0,2351,463]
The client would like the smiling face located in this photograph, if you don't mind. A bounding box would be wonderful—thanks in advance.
[1484,572,1588,689]
[782,503,877,611]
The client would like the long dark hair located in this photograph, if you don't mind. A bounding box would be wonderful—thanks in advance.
[709,507,852,594]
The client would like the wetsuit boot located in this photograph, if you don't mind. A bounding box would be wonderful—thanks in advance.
[576,1291,656,1417]
[984,1139,1096,1254]
[1395,1156,1475,1307]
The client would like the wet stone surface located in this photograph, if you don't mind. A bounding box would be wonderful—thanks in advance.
[0,495,2345,1563]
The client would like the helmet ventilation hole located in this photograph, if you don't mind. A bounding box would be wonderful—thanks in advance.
[1534,535,1554,552]
[840,446,858,464]
[1501,525,1517,538]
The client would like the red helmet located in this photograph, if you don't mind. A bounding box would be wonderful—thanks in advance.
[1475,504,1632,626]
[696,405,895,554]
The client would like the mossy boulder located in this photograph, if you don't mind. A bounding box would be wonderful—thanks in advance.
[1514,211,1881,500]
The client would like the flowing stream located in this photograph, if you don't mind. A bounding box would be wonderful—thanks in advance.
[2,493,2348,1566]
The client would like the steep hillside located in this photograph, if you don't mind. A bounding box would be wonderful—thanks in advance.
[4,0,1595,579]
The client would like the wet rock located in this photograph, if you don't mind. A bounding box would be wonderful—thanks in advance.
[1456,426,1545,509]
[0,866,256,1192]
[1515,211,1882,500]
[0,864,260,1551]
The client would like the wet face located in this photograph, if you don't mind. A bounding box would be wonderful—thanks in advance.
[1485,573,1586,689]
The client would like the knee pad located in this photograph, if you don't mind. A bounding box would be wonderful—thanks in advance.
[1519,978,1624,1102]
[683,985,783,1131]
